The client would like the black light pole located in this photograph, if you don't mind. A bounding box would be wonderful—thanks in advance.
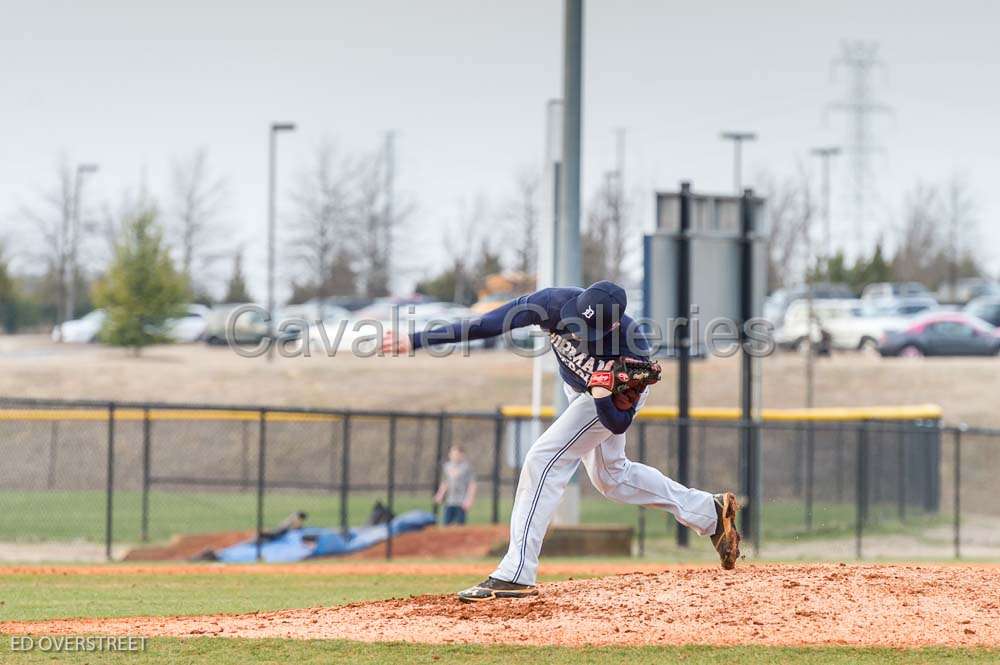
[267,122,296,361]
[739,189,760,549]
[675,182,692,548]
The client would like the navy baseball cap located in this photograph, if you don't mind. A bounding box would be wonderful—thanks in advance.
[560,280,628,341]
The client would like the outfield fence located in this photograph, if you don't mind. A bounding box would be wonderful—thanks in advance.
[1,396,997,562]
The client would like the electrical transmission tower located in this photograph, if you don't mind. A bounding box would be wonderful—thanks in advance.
[828,40,890,258]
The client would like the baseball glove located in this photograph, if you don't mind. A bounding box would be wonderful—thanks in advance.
[588,357,662,409]
[612,387,642,411]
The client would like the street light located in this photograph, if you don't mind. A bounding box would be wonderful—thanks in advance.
[267,122,296,361]
[58,163,99,338]
[720,131,757,194]
[802,147,839,418]
[810,146,841,260]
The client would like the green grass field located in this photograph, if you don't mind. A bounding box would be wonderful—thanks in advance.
[1,567,995,664]
[1,640,995,664]
[0,488,947,547]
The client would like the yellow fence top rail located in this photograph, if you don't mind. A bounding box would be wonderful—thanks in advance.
[500,404,943,422]
[0,404,943,423]
[0,408,340,423]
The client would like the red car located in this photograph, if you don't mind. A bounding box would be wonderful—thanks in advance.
[878,312,1000,357]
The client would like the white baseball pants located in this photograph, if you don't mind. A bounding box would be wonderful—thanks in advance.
[492,385,718,586]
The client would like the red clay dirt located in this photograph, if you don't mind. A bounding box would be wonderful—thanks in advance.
[123,531,255,562]
[122,525,508,562]
[342,525,508,560]
[0,560,672,578]
[3,564,999,648]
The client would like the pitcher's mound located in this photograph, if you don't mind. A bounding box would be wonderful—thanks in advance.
[4,564,998,647]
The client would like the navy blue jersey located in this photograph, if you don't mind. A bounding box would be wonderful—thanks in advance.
[410,287,652,433]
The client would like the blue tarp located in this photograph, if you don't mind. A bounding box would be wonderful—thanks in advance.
[214,510,437,563]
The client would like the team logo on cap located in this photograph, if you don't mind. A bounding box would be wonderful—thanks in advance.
[582,305,595,320]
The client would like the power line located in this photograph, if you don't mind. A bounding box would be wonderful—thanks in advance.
[828,40,891,258]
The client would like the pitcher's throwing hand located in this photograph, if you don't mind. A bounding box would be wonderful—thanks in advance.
[380,330,411,355]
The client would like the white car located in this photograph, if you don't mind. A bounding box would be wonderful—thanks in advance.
[824,307,910,352]
[861,282,931,302]
[280,301,352,324]
[777,299,924,352]
[775,300,856,350]
[51,309,106,343]
[163,304,211,343]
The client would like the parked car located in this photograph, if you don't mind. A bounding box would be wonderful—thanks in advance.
[51,309,106,343]
[774,299,861,351]
[826,304,911,352]
[162,304,211,343]
[861,282,931,302]
[203,303,301,346]
[764,283,855,328]
[877,313,1000,357]
[965,296,1000,327]
[862,296,939,318]
[280,300,352,323]
[942,279,1000,306]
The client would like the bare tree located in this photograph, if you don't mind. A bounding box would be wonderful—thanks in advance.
[289,143,357,302]
[170,148,227,292]
[353,144,412,298]
[503,168,540,275]
[19,159,74,331]
[757,167,814,290]
[581,211,608,287]
[354,152,389,298]
[583,170,630,284]
[223,247,253,303]
[941,174,978,296]
[892,182,944,286]
[444,196,490,305]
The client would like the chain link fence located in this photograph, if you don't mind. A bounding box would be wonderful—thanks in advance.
[1,397,996,562]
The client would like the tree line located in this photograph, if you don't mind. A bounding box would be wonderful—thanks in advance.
[762,168,990,295]
[1,140,634,346]
[0,138,404,344]
[413,163,633,306]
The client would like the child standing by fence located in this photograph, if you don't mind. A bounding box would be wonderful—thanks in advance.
[435,444,477,525]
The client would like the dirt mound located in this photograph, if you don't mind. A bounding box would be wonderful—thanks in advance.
[4,564,999,647]
[0,561,671,578]
[343,525,508,560]
[122,525,507,562]
[124,531,255,561]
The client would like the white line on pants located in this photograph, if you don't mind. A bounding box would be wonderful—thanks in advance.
[491,384,718,586]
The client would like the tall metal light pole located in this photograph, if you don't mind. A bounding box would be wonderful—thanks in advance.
[267,122,297,361]
[550,0,583,526]
[811,146,841,260]
[802,146,838,533]
[557,0,583,290]
[66,163,99,323]
[720,131,757,193]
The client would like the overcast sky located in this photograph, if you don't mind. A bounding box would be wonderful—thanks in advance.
[2,0,998,301]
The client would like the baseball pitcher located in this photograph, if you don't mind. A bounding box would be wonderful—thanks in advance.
[381,281,741,602]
